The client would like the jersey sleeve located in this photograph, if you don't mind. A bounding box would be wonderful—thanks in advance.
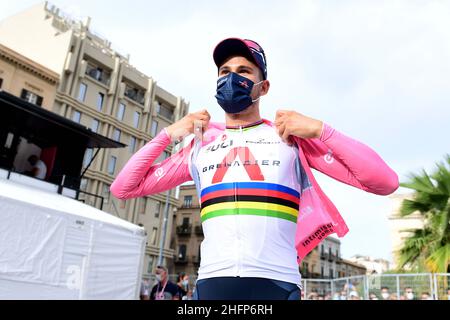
[298,123,399,195]
[110,129,193,199]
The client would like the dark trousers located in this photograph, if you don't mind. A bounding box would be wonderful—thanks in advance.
[192,277,301,300]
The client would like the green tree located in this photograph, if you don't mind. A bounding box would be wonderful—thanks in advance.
[397,154,450,273]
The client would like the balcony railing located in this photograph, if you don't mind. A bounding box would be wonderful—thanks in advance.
[85,63,111,86]
[194,225,203,235]
[155,102,174,121]
[176,224,192,235]
[174,255,188,264]
[124,84,145,105]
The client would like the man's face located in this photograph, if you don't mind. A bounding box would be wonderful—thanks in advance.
[155,268,166,281]
[218,56,263,84]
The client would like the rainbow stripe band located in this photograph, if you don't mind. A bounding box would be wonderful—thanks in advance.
[201,182,300,198]
[200,182,300,223]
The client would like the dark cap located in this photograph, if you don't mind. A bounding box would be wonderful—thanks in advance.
[213,38,267,80]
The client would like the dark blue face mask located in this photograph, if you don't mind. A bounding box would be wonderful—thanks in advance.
[215,72,263,114]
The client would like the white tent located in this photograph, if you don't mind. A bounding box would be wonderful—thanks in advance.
[0,176,146,300]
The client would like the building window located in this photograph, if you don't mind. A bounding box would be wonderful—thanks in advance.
[329,268,334,279]
[183,195,192,208]
[78,83,87,102]
[302,262,309,275]
[151,227,158,245]
[80,178,88,191]
[178,244,187,260]
[155,201,161,218]
[108,156,117,175]
[86,62,111,85]
[83,148,93,168]
[102,184,110,204]
[117,102,126,121]
[91,119,100,133]
[96,92,104,111]
[20,89,43,106]
[182,217,190,227]
[133,111,140,129]
[147,255,154,274]
[321,267,324,278]
[139,198,147,214]
[156,102,174,121]
[124,83,145,105]
[112,128,121,142]
[72,110,81,123]
[129,136,137,153]
[150,120,158,137]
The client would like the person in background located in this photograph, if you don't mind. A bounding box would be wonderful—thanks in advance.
[420,292,432,300]
[26,155,47,180]
[381,286,391,300]
[183,289,194,300]
[140,278,150,300]
[176,272,189,299]
[404,287,415,300]
[369,292,379,300]
[150,266,180,300]
[349,289,360,300]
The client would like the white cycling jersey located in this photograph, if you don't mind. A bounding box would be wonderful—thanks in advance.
[189,120,304,285]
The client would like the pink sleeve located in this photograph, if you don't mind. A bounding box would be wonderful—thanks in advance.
[110,129,193,200]
[299,123,399,195]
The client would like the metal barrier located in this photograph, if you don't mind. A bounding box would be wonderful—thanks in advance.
[140,273,449,300]
[302,273,450,300]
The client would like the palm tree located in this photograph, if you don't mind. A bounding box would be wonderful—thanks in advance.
[397,154,450,273]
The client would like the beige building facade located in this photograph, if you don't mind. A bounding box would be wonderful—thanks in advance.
[171,184,203,277]
[0,43,58,109]
[0,2,189,277]
[302,236,343,279]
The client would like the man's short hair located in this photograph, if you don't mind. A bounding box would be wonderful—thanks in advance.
[156,265,167,272]
[28,155,38,164]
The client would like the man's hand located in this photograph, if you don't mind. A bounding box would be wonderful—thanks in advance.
[165,109,210,143]
[274,110,323,145]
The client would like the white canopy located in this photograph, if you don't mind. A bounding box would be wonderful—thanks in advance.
[0,177,146,300]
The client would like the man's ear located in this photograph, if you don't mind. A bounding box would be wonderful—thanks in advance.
[260,80,270,96]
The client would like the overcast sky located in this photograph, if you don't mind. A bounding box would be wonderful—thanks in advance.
[2,0,449,263]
